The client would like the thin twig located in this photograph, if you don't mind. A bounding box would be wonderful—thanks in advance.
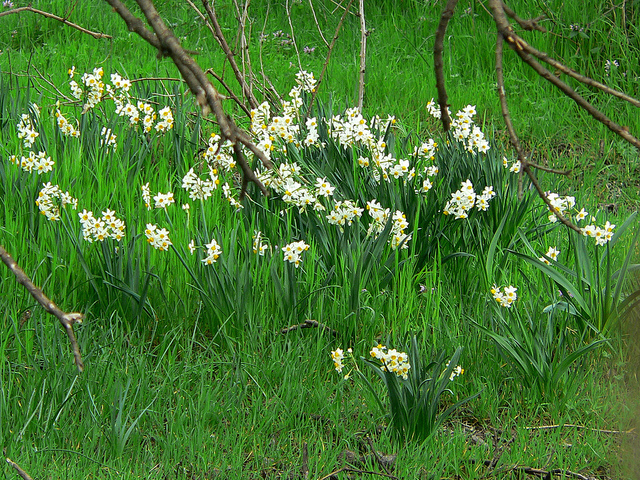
[524,424,635,435]
[0,246,84,372]
[365,436,393,477]
[199,0,257,110]
[204,68,252,117]
[286,0,303,72]
[302,442,309,480]
[308,0,330,47]
[488,0,640,150]
[0,6,112,39]
[433,0,460,131]
[357,0,367,112]
[5,458,34,480]
[106,0,271,197]
[501,2,546,32]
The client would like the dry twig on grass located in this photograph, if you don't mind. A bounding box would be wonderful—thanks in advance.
[5,458,34,480]
[0,246,85,372]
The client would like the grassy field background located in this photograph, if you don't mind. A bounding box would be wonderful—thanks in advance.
[1,0,639,479]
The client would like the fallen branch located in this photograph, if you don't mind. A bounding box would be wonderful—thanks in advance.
[524,423,636,435]
[5,458,34,480]
[280,319,338,337]
[0,6,112,40]
[318,466,397,480]
[0,246,85,372]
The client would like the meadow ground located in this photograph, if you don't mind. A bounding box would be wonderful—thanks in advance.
[1,1,639,478]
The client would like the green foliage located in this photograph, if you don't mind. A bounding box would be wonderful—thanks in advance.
[513,212,640,337]
[361,339,481,444]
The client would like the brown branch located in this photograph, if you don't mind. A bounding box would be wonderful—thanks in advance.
[200,0,258,110]
[527,161,571,175]
[488,0,640,150]
[513,36,640,109]
[357,0,367,112]
[306,0,355,117]
[501,2,546,32]
[5,458,34,480]
[0,6,112,40]
[302,442,309,480]
[205,68,252,117]
[285,0,303,72]
[106,0,271,197]
[0,246,85,372]
[433,0,459,131]
[103,0,161,49]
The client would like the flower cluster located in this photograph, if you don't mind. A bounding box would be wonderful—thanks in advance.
[145,223,172,251]
[78,209,126,242]
[546,193,576,223]
[35,183,78,221]
[282,240,310,267]
[156,106,174,132]
[181,167,219,202]
[390,210,411,249]
[326,200,364,228]
[17,112,39,149]
[330,347,352,374]
[78,66,106,112]
[427,101,490,154]
[153,191,175,209]
[445,361,465,381]
[263,162,325,213]
[502,156,521,173]
[101,127,117,151]
[202,133,236,172]
[491,285,518,308]
[582,221,615,246]
[252,231,268,255]
[202,239,222,265]
[67,66,173,134]
[539,246,560,265]
[55,106,80,138]
[443,180,496,219]
[370,344,411,380]
[9,151,54,175]
[544,194,616,246]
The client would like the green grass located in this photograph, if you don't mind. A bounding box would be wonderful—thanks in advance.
[1,0,639,478]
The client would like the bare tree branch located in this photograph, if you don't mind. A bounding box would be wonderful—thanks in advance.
[488,0,640,149]
[357,0,367,112]
[434,0,460,131]
[495,32,581,233]
[199,0,258,110]
[308,0,330,48]
[105,0,272,197]
[0,246,85,372]
[307,0,355,117]
[0,6,112,40]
